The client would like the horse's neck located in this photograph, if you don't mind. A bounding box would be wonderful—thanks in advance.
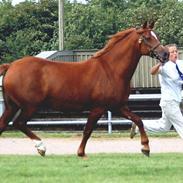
[100,41,141,80]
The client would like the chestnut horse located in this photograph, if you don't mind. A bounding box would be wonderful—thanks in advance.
[0,22,168,157]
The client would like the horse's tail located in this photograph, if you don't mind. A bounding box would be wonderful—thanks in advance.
[0,63,10,75]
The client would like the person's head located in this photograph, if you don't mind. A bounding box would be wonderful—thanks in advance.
[165,44,178,63]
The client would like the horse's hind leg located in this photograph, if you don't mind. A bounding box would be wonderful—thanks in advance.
[12,107,46,156]
[0,99,19,135]
[120,106,150,156]
[77,107,105,157]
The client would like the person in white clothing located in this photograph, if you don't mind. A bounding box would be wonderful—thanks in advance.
[130,44,183,138]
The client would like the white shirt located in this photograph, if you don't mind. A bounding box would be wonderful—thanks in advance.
[159,60,183,104]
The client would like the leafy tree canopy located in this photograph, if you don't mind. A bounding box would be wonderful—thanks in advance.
[0,0,182,63]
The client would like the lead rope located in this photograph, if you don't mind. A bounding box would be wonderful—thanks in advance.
[176,64,183,80]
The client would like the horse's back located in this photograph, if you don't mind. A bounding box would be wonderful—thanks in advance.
[5,56,92,82]
[3,56,98,108]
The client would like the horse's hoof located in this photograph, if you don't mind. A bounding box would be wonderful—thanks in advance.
[77,152,85,157]
[141,149,150,157]
[37,149,46,157]
[77,149,84,156]
[77,151,87,159]
[79,155,88,160]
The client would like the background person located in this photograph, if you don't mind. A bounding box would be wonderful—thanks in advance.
[130,44,183,138]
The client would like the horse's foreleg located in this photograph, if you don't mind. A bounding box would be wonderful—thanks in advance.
[120,107,150,156]
[77,107,105,157]
[13,107,46,156]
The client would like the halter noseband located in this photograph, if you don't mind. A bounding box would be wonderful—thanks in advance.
[139,35,164,63]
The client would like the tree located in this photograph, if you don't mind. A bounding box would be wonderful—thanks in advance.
[156,0,183,46]
[0,0,58,62]
[0,0,183,63]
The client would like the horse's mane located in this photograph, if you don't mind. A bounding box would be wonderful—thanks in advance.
[93,28,135,58]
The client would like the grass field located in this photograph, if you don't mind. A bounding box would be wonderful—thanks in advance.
[0,153,183,183]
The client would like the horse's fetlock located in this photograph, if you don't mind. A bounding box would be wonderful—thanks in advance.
[141,139,149,146]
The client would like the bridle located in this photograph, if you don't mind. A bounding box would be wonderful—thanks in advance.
[139,35,165,63]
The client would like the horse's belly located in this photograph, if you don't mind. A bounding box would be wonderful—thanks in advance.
[46,98,91,112]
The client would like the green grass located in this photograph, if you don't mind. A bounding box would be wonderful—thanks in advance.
[1,130,179,139]
[0,153,183,183]
[0,131,181,182]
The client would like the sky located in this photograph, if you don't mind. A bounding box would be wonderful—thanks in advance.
[12,0,29,5]
[0,0,35,5]
[5,0,86,6]
[13,0,26,5]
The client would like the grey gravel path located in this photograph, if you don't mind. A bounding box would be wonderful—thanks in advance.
[0,137,183,155]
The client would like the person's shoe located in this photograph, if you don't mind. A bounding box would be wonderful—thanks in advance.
[130,122,137,139]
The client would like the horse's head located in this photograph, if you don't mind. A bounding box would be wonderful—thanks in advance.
[136,21,169,63]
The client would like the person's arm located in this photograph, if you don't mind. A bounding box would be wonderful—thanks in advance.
[150,63,162,75]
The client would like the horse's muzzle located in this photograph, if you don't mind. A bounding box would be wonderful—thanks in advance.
[150,49,169,64]
[161,51,169,63]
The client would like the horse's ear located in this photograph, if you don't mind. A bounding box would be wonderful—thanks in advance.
[149,21,155,29]
[142,21,148,29]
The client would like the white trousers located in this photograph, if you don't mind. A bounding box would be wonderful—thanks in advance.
[142,100,183,138]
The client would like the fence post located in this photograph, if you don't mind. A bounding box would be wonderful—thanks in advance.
[107,111,112,134]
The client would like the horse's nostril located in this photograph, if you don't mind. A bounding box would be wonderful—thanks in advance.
[166,52,169,59]
[163,51,169,62]
[165,52,169,57]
